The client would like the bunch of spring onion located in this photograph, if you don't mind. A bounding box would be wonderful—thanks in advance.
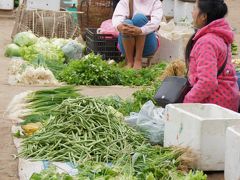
[21,86,79,125]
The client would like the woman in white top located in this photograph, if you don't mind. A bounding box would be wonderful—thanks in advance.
[112,0,163,69]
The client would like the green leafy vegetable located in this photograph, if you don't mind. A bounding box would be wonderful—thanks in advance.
[100,81,161,116]
[59,53,166,86]
[232,42,238,56]
[59,54,122,85]
[13,31,37,47]
[20,40,65,63]
[30,147,207,180]
[30,166,73,180]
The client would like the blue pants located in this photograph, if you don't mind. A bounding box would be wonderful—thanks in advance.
[118,13,158,57]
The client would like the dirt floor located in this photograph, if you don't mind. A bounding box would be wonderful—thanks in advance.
[0,0,239,179]
[0,18,139,180]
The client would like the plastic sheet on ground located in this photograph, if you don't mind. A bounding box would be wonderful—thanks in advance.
[12,125,78,180]
[125,101,165,145]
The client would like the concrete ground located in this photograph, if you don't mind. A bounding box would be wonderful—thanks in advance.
[0,0,239,179]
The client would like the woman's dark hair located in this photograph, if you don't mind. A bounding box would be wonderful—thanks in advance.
[185,0,228,68]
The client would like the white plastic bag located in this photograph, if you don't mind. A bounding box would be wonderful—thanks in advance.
[61,40,83,61]
[158,20,194,41]
[125,101,165,145]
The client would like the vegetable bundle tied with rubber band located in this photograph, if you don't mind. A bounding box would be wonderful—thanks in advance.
[20,97,145,163]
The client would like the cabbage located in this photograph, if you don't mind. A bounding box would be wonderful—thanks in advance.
[13,31,37,47]
[51,38,70,48]
[37,37,49,44]
[61,40,83,61]
[20,41,65,63]
[5,44,21,57]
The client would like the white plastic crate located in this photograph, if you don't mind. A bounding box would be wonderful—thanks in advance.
[174,0,194,24]
[0,0,14,10]
[162,0,174,17]
[26,0,60,11]
[163,103,240,170]
[225,125,240,180]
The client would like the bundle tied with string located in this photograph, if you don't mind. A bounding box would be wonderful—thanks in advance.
[159,59,187,81]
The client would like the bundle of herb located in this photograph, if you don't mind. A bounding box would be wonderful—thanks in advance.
[116,145,207,180]
[30,166,73,180]
[59,53,166,86]
[231,42,238,56]
[100,81,161,116]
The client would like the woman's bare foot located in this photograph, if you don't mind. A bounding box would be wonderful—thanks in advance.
[124,62,133,68]
[124,58,134,68]
[133,60,142,70]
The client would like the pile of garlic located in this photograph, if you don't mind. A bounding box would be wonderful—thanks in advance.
[8,58,59,86]
[20,66,59,85]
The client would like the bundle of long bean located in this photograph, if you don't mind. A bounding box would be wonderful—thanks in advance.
[20,97,145,163]
[21,86,79,125]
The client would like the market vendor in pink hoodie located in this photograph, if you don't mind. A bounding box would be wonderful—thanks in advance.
[112,0,163,69]
[184,0,239,111]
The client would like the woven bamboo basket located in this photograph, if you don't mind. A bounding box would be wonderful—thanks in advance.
[78,0,113,36]
[12,1,82,39]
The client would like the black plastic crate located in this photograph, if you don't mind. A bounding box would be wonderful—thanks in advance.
[85,28,122,62]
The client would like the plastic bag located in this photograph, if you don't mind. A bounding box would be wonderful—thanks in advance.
[125,101,165,145]
[158,20,194,41]
[61,40,83,61]
[97,19,119,38]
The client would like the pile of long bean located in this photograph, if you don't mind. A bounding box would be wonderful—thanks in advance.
[20,97,145,163]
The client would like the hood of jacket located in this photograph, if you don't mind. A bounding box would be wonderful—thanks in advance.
[193,18,234,44]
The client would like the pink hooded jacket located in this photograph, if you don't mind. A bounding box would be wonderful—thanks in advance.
[183,18,239,112]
